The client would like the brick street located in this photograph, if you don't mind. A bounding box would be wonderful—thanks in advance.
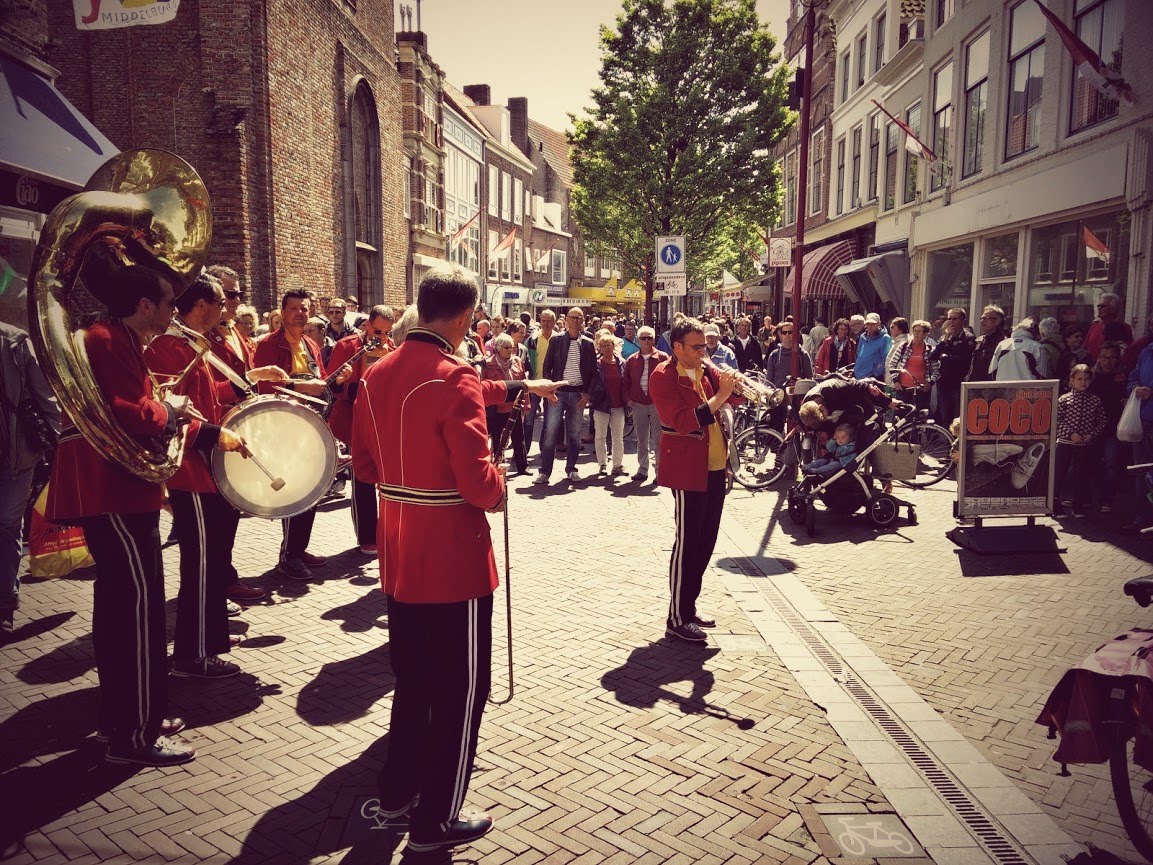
[1,434,1150,864]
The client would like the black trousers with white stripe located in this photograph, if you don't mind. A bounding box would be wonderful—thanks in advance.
[280,506,317,562]
[350,477,377,547]
[667,470,727,628]
[82,511,168,750]
[169,490,238,662]
[378,593,493,836]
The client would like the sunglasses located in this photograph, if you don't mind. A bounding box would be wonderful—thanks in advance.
[683,342,708,352]
[225,291,243,299]
[639,335,655,340]
[779,329,794,334]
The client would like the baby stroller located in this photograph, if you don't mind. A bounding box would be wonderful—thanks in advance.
[786,405,924,537]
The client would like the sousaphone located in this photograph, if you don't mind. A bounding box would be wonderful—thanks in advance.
[27,149,213,483]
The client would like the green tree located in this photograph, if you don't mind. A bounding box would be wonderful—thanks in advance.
[569,0,792,321]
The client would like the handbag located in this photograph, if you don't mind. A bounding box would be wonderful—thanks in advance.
[1118,390,1144,443]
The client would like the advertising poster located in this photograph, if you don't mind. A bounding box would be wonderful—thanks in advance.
[957,380,1059,519]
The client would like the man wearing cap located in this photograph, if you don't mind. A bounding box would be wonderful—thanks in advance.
[703,324,737,370]
[854,313,892,381]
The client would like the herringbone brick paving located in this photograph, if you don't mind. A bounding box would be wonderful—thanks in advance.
[728,475,1148,862]
[3,464,889,865]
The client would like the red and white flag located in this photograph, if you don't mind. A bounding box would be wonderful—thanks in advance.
[870,99,935,161]
[1083,226,1110,264]
[489,228,518,261]
[1031,0,1133,104]
[448,210,480,251]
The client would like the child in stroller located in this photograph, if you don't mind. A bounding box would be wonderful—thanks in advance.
[801,423,857,478]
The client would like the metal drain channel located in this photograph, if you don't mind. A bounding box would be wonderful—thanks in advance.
[732,556,1032,865]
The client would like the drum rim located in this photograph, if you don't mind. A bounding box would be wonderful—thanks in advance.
[210,396,337,519]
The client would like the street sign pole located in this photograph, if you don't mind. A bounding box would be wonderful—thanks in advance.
[791,3,815,380]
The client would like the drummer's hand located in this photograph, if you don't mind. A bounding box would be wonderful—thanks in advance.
[217,428,248,455]
[293,378,328,396]
[248,365,289,383]
[333,364,354,386]
[524,379,562,403]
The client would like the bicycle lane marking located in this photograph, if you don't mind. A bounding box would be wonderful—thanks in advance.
[698,506,1086,865]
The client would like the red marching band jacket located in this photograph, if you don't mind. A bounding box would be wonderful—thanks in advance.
[206,323,254,386]
[326,331,394,447]
[46,319,181,522]
[351,328,504,605]
[648,358,729,493]
[144,330,237,493]
[252,327,326,388]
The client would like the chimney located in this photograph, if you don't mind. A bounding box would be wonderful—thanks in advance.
[508,97,529,158]
[463,84,491,106]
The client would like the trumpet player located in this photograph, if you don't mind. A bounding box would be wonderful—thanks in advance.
[649,317,740,644]
[145,272,287,681]
[46,267,204,766]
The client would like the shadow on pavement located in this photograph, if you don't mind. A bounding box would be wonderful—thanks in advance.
[0,739,138,859]
[296,642,394,726]
[1067,846,1144,865]
[954,548,1071,578]
[321,590,390,633]
[2,609,75,648]
[600,640,755,729]
[0,684,101,773]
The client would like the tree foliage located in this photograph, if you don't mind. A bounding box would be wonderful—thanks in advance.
[569,0,793,316]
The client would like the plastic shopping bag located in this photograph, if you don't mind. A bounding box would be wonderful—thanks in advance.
[28,484,94,578]
[1119,391,1145,443]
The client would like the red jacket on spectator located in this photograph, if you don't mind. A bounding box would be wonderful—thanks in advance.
[814,335,856,376]
[326,332,393,446]
[623,349,670,405]
[47,319,177,522]
[1086,319,1132,362]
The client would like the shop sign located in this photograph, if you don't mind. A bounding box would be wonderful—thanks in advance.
[956,380,1058,518]
[0,169,74,215]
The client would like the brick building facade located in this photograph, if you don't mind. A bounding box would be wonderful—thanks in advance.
[44,0,407,313]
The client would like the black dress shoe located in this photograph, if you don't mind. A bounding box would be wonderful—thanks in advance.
[407,815,494,852]
[690,614,717,628]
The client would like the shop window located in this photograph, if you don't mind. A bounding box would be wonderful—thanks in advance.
[1027,212,1127,324]
[931,61,953,193]
[980,233,1018,317]
[835,138,846,216]
[925,243,974,320]
[867,113,880,201]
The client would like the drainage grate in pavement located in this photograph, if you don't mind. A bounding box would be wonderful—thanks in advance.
[733,556,1032,865]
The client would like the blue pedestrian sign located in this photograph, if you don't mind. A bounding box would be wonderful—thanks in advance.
[655,235,686,274]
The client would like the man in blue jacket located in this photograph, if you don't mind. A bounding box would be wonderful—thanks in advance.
[1125,342,1153,532]
[854,313,892,381]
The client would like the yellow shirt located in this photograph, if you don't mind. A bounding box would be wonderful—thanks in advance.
[287,337,311,375]
[534,332,551,378]
[682,364,728,471]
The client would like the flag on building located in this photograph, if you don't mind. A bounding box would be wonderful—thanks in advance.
[448,210,480,252]
[870,99,935,161]
[1031,0,1133,104]
[1083,226,1110,264]
[74,0,181,30]
[535,245,553,270]
[490,228,518,261]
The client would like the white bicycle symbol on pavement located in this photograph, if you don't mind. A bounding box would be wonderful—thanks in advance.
[359,798,387,829]
[834,816,916,857]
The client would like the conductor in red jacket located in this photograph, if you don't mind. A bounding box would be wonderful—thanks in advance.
[351,264,503,853]
[253,289,350,581]
[47,266,201,767]
[648,318,738,644]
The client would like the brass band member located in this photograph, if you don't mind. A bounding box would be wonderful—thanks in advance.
[145,272,285,679]
[351,264,502,852]
[649,317,739,644]
[46,267,197,765]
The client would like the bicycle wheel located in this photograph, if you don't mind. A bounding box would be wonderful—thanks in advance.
[895,422,955,488]
[732,426,787,490]
[1110,720,1153,862]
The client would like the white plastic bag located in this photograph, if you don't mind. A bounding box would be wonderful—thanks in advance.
[1118,390,1144,443]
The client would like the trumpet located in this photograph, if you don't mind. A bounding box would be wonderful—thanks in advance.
[702,359,785,408]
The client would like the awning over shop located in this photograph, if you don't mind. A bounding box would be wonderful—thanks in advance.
[0,54,117,206]
[834,251,909,315]
[782,240,856,301]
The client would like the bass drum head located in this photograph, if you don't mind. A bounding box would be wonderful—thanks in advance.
[211,397,337,519]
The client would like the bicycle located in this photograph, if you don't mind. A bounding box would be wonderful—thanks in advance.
[885,372,957,489]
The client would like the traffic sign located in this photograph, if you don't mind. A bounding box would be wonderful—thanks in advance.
[769,237,793,268]
[653,275,687,297]
[655,236,686,274]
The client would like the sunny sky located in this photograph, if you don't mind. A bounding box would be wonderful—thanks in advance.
[412,0,793,133]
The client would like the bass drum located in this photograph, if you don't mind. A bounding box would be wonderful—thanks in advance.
[211,396,338,519]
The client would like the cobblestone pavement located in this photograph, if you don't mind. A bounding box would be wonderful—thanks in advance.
[0,428,1148,864]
